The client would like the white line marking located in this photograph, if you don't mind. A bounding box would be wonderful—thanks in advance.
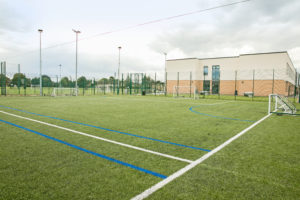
[196,101,234,106]
[102,96,265,105]
[131,113,272,200]
[0,110,193,163]
[102,96,230,105]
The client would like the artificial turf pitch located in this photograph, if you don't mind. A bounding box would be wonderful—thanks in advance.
[0,96,299,199]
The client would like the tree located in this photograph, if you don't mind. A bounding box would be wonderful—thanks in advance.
[108,76,115,84]
[77,76,87,88]
[31,75,53,87]
[98,78,108,85]
[42,75,52,87]
[11,73,27,87]
[31,77,39,85]
[0,74,10,86]
[60,77,69,87]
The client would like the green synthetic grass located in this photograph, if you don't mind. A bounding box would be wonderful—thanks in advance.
[0,95,299,199]
[148,111,300,200]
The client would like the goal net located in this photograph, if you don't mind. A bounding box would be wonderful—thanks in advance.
[268,94,297,115]
[52,88,78,97]
[173,86,198,100]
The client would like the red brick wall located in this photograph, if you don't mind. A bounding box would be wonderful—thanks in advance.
[167,80,295,96]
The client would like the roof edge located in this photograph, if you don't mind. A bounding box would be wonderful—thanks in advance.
[167,58,197,61]
[239,51,287,56]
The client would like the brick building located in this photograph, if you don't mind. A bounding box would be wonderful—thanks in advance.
[166,51,297,96]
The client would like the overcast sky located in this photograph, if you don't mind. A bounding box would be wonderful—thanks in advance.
[1,0,300,80]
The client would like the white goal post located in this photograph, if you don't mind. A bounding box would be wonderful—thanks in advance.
[52,88,78,97]
[268,94,297,115]
[173,86,198,100]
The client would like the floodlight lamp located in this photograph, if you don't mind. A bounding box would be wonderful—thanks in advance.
[72,29,81,33]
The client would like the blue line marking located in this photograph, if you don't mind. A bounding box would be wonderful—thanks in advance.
[0,105,211,152]
[0,119,167,179]
[189,105,256,123]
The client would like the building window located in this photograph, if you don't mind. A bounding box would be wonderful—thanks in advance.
[203,66,208,76]
[212,65,220,81]
[203,80,210,91]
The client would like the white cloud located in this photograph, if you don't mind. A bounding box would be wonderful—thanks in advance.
[150,0,300,67]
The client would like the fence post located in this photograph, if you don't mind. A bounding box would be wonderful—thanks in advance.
[165,72,167,96]
[113,72,116,94]
[83,79,85,96]
[24,78,27,96]
[103,79,106,95]
[48,81,50,96]
[298,73,300,103]
[234,70,237,100]
[294,71,297,103]
[130,73,132,95]
[218,70,221,99]
[94,78,96,95]
[0,62,2,95]
[203,71,206,99]
[121,73,124,95]
[190,71,192,98]
[177,72,179,97]
[1,62,7,96]
[252,70,255,101]
[135,73,138,95]
[69,76,72,95]
[18,73,21,95]
[272,69,275,94]
[144,74,146,94]
[155,72,157,96]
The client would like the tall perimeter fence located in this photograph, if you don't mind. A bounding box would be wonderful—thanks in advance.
[167,68,300,103]
[1,61,300,103]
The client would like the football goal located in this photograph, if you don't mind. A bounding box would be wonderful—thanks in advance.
[173,86,198,100]
[268,94,297,115]
[52,88,78,97]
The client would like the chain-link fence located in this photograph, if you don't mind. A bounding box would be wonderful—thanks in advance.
[166,68,299,103]
[0,62,165,97]
[1,61,299,103]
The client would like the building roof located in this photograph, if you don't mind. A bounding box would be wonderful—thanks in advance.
[239,51,287,56]
[167,51,289,62]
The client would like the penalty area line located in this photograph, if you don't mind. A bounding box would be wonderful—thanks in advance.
[131,113,272,200]
[0,110,193,163]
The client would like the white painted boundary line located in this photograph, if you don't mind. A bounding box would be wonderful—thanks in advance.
[198,101,234,106]
[0,110,193,163]
[103,96,233,105]
[131,113,272,200]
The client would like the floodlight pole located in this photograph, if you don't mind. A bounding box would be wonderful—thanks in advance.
[164,52,167,95]
[38,29,43,96]
[73,29,81,96]
[118,46,122,95]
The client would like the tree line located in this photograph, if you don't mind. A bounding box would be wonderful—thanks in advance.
[0,73,163,88]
